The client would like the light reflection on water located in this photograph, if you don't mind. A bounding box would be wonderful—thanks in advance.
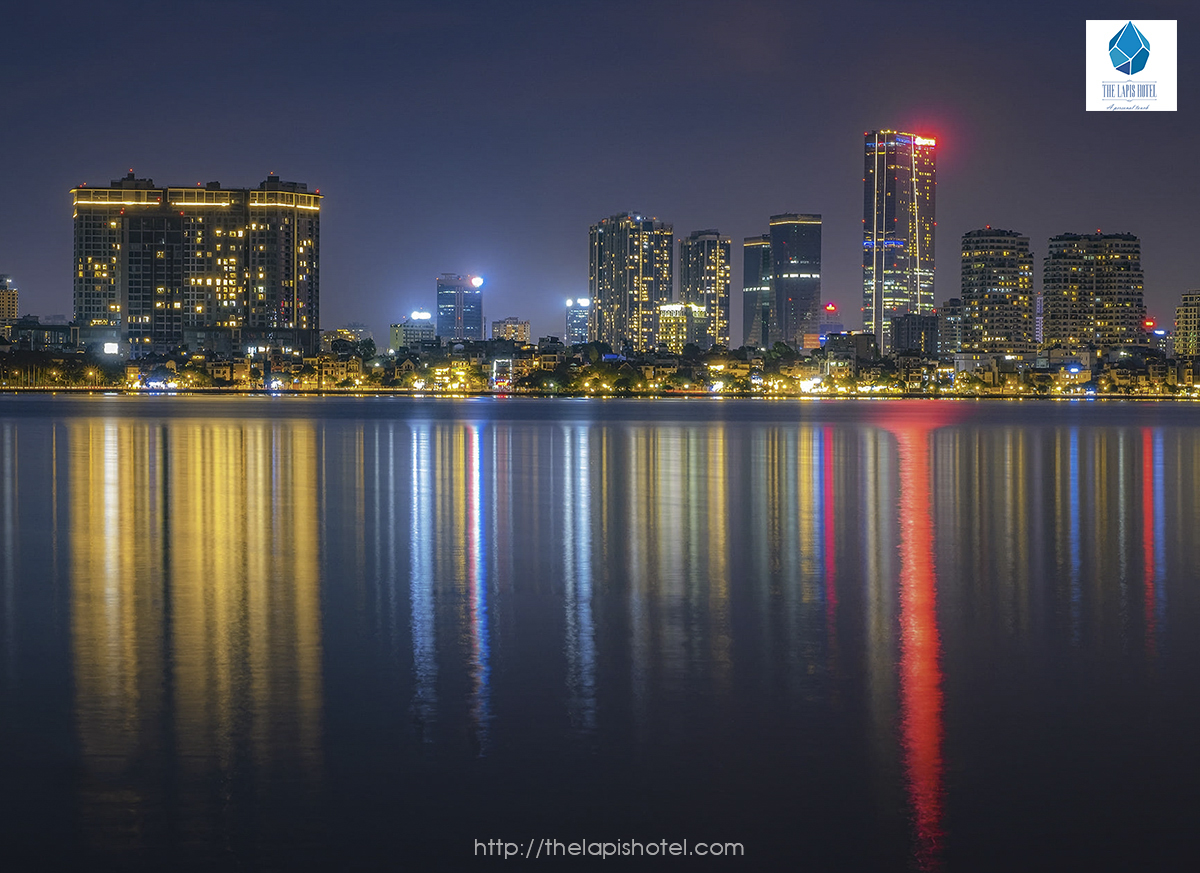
[0,397,1199,869]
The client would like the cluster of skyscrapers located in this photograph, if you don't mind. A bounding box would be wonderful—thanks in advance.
[584,130,937,355]
[578,129,1160,361]
[52,134,1166,361]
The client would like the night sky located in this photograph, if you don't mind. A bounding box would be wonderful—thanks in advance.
[1,0,1195,343]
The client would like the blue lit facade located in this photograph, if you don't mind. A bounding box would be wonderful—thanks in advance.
[565,298,591,346]
[436,273,484,342]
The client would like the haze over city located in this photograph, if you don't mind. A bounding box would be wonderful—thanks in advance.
[1,0,1197,343]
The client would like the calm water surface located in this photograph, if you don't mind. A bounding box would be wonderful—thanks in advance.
[1,395,1199,870]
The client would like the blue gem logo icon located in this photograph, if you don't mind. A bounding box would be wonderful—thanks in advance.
[1109,21,1150,75]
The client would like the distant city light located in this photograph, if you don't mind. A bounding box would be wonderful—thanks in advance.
[102,342,119,355]
[577,297,590,306]
[471,276,484,288]
[824,302,837,313]
[411,310,432,320]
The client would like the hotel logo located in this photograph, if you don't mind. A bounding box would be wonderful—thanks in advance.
[1086,20,1176,111]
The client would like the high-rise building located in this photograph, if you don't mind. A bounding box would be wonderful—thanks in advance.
[960,228,1034,355]
[819,302,844,337]
[1042,233,1145,351]
[72,172,321,353]
[863,131,936,352]
[491,316,531,343]
[742,235,772,348]
[0,275,17,321]
[390,311,436,350]
[589,212,673,352]
[889,313,939,356]
[679,229,731,349]
[1175,292,1200,358]
[769,214,822,348]
[937,297,964,355]
[565,297,591,345]
[655,302,708,354]
[436,273,484,342]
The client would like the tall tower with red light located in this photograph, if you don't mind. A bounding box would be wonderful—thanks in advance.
[863,131,936,353]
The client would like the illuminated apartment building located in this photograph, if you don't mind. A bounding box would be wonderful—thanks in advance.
[491,316,531,343]
[589,212,673,352]
[655,302,708,354]
[863,131,936,352]
[436,274,484,341]
[742,235,772,348]
[1042,233,1144,350]
[679,229,731,349]
[1174,292,1200,358]
[72,172,321,353]
[960,228,1034,355]
[0,274,17,320]
[769,214,822,348]
[564,297,591,345]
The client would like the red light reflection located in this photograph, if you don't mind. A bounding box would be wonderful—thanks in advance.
[879,402,949,871]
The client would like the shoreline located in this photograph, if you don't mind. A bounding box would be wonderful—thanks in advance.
[0,387,1193,401]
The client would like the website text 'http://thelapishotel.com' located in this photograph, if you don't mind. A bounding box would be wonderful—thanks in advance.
[475,838,745,859]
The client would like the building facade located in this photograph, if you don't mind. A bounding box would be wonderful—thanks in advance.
[937,297,964,355]
[655,303,708,354]
[863,131,936,352]
[769,214,822,348]
[1175,292,1200,358]
[1042,233,1145,350]
[678,229,731,349]
[890,312,939,356]
[565,297,591,346]
[589,212,673,352]
[72,172,320,354]
[436,273,484,342]
[0,275,17,321]
[491,316,531,343]
[742,235,772,348]
[960,228,1034,355]
[390,312,436,350]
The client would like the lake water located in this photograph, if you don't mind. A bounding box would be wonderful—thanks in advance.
[1,395,1199,870]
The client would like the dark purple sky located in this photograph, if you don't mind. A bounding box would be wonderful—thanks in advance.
[1,0,1195,343]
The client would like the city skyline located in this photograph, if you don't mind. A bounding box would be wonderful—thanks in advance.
[2,2,1197,345]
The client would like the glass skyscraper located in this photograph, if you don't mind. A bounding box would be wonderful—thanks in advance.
[588,212,673,352]
[436,273,484,342]
[769,214,822,348]
[678,229,731,349]
[742,235,771,348]
[564,298,591,346]
[863,131,936,353]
